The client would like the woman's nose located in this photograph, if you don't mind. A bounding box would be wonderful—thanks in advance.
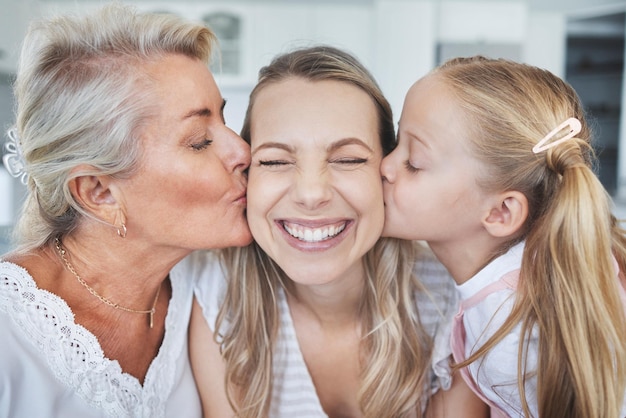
[222,127,251,173]
[292,168,332,210]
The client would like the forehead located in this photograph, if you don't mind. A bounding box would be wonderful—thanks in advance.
[250,77,380,150]
[404,75,453,111]
[400,76,480,156]
[145,54,221,116]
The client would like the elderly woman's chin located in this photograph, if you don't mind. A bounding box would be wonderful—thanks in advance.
[206,205,253,248]
[231,217,253,247]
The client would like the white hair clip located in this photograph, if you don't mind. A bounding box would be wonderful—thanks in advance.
[532,117,582,154]
[2,128,29,185]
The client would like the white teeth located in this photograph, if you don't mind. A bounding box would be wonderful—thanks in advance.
[284,222,346,243]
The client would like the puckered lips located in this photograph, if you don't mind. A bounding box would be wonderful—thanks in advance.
[276,219,352,252]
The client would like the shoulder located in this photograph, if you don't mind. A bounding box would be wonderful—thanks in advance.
[181,250,228,331]
[174,249,224,281]
[0,260,44,311]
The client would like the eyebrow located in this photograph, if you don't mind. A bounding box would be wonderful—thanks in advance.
[251,142,295,157]
[399,125,430,150]
[327,137,374,153]
[251,137,374,157]
[182,99,227,120]
[410,133,430,150]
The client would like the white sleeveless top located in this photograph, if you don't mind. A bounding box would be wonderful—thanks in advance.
[0,258,202,418]
[193,249,458,417]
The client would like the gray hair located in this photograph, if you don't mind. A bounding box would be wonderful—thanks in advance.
[9,4,216,251]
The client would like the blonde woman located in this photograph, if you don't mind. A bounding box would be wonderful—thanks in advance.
[190,46,487,418]
[381,55,626,417]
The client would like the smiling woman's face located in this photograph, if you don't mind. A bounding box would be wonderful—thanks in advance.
[247,77,384,286]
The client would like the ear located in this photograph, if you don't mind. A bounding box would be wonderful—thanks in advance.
[67,165,123,227]
[482,191,528,238]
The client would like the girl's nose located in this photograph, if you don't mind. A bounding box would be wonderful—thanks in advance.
[381,152,397,183]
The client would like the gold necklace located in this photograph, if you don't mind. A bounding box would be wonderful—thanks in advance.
[54,238,160,328]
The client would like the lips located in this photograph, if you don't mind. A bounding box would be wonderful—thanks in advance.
[233,183,247,203]
[281,220,347,243]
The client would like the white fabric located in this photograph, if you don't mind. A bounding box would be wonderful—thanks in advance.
[0,257,202,418]
[193,249,459,417]
[455,242,535,417]
[457,242,626,417]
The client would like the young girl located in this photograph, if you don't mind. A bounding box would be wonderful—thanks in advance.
[381,55,626,417]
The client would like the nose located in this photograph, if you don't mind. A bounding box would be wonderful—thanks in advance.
[221,127,251,173]
[381,151,396,183]
[292,166,333,210]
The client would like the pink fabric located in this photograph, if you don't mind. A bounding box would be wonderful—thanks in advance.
[450,270,519,418]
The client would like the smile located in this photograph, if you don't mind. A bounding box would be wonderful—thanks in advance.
[282,221,347,243]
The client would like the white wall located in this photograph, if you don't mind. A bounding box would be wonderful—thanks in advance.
[374,0,437,120]
[524,12,567,77]
[0,1,38,74]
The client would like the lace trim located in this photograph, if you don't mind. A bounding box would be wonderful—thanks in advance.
[0,261,187,418]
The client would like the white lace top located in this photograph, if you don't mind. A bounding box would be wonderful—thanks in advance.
[0,258,201,418]
[193,249,458,417]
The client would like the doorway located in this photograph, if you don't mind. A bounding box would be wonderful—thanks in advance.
[566,12,625,196]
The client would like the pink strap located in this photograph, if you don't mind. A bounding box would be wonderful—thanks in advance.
[450,270,519,417]
[460,271,518,311]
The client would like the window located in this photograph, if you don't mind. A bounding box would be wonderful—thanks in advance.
[203,12,242,76]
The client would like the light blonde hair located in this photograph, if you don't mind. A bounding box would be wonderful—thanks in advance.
[9,4,216,251]
[216,46,432,417]
[437,56,626,418]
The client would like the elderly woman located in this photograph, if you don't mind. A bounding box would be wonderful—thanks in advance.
[0,4,250,418]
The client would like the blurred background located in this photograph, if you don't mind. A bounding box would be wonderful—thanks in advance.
[1,0,626,253]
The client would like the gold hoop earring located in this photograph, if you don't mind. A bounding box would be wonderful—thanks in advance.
[117,223,127,238]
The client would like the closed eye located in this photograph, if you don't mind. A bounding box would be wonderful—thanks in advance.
[259,160,291,166]
[191,138,213,150]
[332,158,368,164]
[404,160,419,173]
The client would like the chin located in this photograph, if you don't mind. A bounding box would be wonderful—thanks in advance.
[226,229,253,248]
[381,226,395,238]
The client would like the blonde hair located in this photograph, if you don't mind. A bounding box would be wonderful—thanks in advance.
[216,46,432,417]
[437,56,626,418]
[10,4,216,251]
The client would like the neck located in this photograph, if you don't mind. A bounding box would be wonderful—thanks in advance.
[428,237,505,285]
[285,268,365,327]
[54,226,187,310]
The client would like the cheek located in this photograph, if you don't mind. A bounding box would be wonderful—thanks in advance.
[346,172,385,223]
[392,177,423,215]
[177,176,225,205]
[357,190,385,250]
[246,174,281,237]
[247,172,273,211]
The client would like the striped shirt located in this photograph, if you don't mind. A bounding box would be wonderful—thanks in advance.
[193,248,458,417]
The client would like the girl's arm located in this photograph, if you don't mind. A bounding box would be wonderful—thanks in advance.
[189,298,235,418]
[425,368,489,418]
